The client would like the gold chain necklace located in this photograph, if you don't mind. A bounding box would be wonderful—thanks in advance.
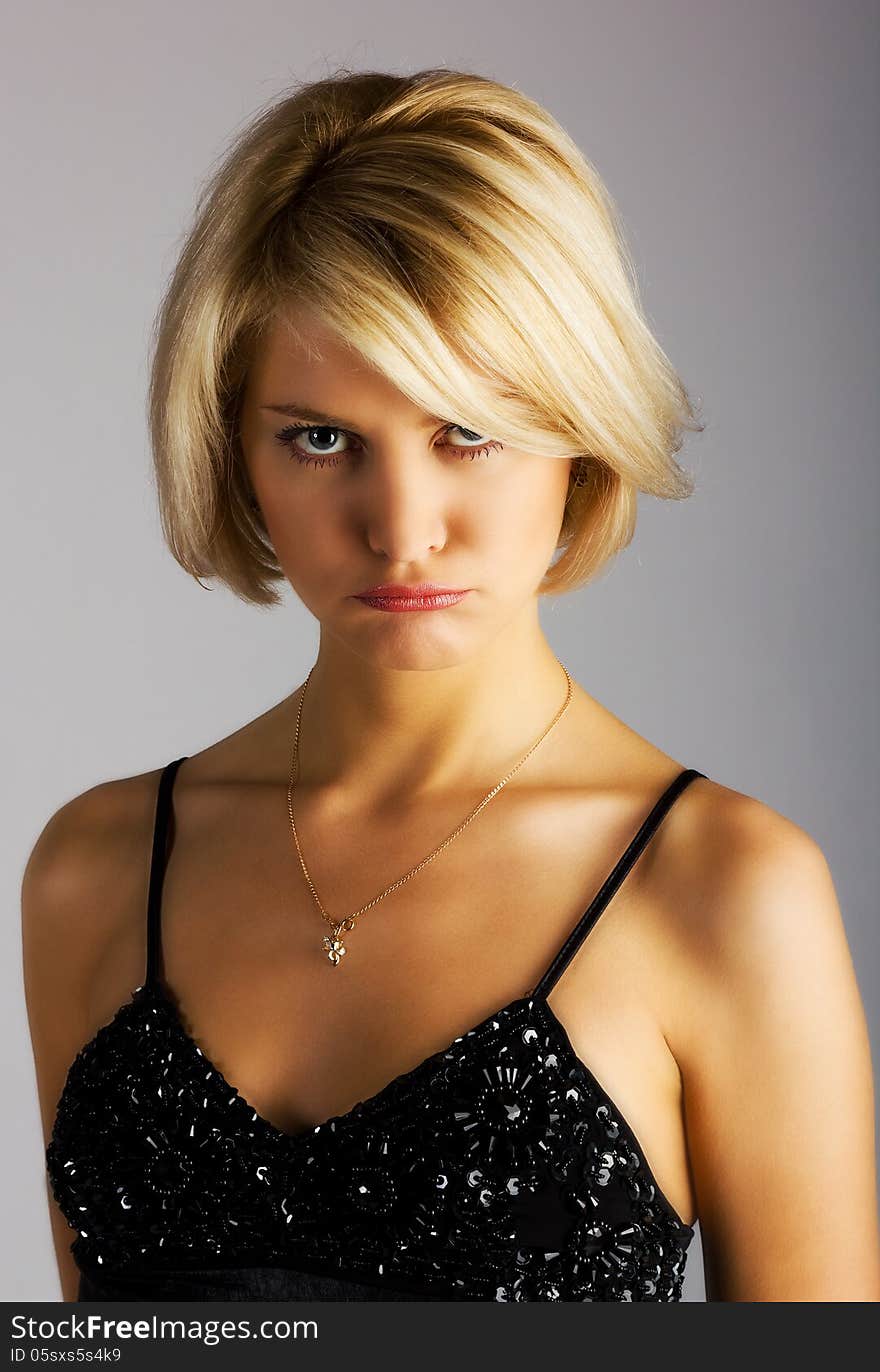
[286,662,574,965]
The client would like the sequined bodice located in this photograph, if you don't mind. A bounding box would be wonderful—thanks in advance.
[46,758,705,1302]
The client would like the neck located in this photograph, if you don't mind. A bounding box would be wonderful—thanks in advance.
[292,607,574,809]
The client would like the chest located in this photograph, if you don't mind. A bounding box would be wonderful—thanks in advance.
[159,785,652,1092]
[95,775,696,1229]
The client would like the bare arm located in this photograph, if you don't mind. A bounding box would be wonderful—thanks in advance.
[22,796,101,1300]
[21,774,159,1302]
[674,796,880,1300]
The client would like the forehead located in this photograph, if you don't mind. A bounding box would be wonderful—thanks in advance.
[253,308,361,373]
[245,307,447,432]
[244,304,510,432]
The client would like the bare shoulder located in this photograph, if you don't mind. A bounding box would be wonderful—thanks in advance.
[645,771,858,1057]
[23,766,165,989]
[647,773,880,1298]
[647,773,846,982]
[22,764,166,1112]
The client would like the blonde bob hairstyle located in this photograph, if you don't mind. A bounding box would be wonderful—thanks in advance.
[148,66,704,607]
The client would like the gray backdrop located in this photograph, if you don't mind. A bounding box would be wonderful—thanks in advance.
[4,0,878,1303]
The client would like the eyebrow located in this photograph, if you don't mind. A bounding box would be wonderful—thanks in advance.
[260,402,447,431]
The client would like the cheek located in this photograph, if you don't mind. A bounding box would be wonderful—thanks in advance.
[260,488,342,584]
[474,462,571,568]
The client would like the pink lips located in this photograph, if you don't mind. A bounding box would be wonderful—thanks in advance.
[353,583,470,612]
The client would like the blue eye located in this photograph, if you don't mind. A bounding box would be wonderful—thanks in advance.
[274,422,504,468]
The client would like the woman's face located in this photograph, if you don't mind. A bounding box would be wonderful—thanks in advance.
[239,310,573,669]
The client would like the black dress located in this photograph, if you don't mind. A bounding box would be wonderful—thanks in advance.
[46,756,705,1301]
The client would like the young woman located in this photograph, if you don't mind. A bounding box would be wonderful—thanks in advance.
[23,67,879,1303]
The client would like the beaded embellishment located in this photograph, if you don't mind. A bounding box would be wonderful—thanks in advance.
[46,979,694,1302]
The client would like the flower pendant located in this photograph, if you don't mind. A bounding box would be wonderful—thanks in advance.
[322,917,356,965]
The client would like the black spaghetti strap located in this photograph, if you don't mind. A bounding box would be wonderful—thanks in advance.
[530,767,706,1001]
[144,756,189,989]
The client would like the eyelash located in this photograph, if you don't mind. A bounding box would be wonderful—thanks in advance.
[273,422,504,469]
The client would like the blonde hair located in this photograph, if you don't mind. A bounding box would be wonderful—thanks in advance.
[147,66,705,606]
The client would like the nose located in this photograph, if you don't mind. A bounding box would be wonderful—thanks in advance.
[361,451,448,564]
